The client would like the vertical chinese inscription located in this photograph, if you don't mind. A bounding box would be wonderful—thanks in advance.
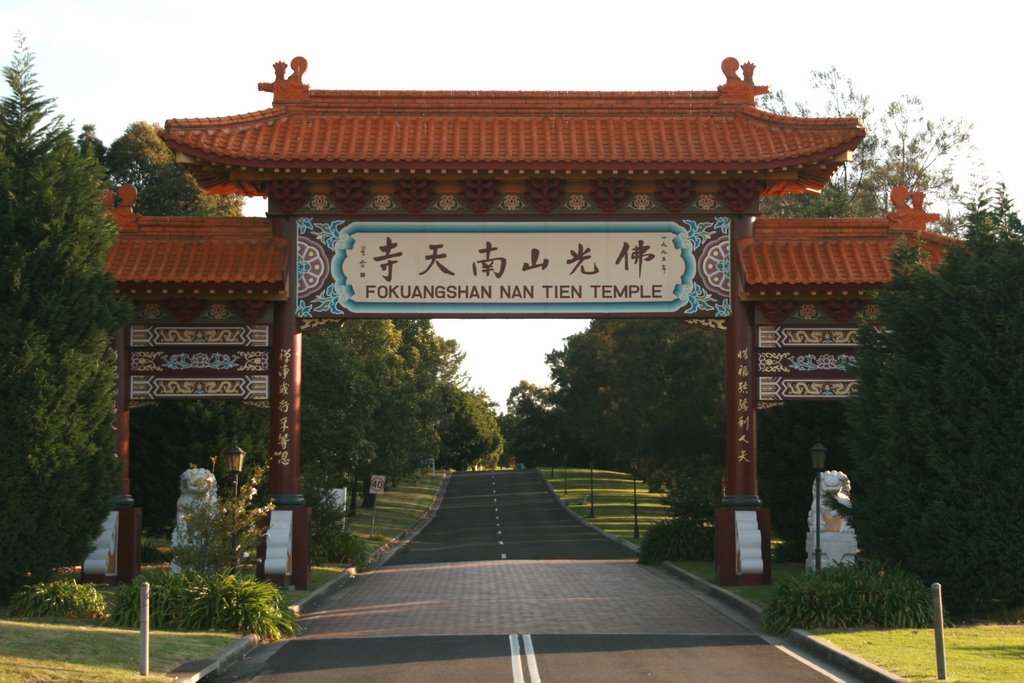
[274,347,292,466]
[735,347,753,463]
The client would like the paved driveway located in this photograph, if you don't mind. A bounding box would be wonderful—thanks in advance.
[218,471,859,682]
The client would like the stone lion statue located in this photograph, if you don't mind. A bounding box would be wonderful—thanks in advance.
[170,468,218,572]
[808,470,854,534]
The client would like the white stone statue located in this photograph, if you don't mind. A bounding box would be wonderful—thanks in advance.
[170,468,218,573]
[806,469,857,570]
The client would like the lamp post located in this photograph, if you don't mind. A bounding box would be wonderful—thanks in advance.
[810,441,827,572]
[563,454,568,495]
[589,461,595,518]
[631,458,640,539]
[226,446,246,570]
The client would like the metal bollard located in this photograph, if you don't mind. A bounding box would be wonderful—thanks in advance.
[140,581,150,676]
[932,582,946,681]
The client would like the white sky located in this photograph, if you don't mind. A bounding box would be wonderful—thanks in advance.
[2,0,1019,407]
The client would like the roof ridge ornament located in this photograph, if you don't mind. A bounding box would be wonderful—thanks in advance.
[888,185,940,231]
[103,184,139,229]
[718,57,769,105]
[258,57,311,105]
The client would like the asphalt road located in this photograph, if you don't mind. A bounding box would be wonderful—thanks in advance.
[216,470,861,683]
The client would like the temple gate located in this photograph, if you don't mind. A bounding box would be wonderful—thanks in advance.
[102,57,947,588]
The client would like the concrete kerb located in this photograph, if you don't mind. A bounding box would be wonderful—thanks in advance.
[176,472,452,682]
[538,468,905,683]
[535,467,640,554]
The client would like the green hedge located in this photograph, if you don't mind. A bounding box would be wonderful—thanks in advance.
[763,560,932,634]
[638,518,714,565]
[105,571,298,640]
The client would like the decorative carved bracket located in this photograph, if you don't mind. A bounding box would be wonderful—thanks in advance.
[459,178,501,213]
[720,179,764,214]
[822,299,860,324]
[233,299,271,323]
[590,177,632,213]
[267,179,308,214]
[166,298,205,322]
[329,179,370,213]
[757,301,797,324]
[394,178,436,213]
[655,178,697,213]
[525,178,565,213]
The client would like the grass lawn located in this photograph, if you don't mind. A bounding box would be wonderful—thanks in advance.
[347,472,446,550]
[0,471,448,682]
[0,619,236,683]
[540,467,670,543]
[816,624,1024,683]
[543,467,1024,682]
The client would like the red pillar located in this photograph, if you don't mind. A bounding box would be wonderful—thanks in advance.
[266,215,310,589]
[716,214,770,585]
[112,328,141,582]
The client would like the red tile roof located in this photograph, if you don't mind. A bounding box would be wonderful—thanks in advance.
[107,215,286,292]
[161,58,865,196]
[740,217,954,291]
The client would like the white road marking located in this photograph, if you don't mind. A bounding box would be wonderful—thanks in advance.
[501,553,507,559]
[509,634,525,683]
[498,530,502,535]
[523,634,542,682]
[495,507,499,512]
[499,540,504,545]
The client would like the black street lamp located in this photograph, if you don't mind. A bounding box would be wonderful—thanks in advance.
[589,461,595,518]
[810,442,827,572]
[226,446,246,569]
[631,458,640,539]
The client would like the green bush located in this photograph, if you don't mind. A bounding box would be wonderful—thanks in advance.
[9,579,108,620]
[763,560,932,634]
[106,571,298,640]
[638,518,714,564]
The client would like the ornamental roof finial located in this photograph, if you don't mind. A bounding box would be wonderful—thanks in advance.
[718,57,770,105]
[258,56,311,105]
[103,184,139,229]
[888,186,940,231]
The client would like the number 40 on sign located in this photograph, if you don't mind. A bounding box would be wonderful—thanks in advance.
[369,474,385,534]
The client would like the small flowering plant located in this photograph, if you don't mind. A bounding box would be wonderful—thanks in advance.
[171,465,274,576]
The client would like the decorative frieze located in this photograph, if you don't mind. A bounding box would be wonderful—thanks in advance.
[129,325,271,347]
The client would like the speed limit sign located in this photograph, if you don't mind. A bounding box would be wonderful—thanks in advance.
[369,474,386,495]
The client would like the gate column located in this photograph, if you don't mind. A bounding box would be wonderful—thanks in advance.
[716,214,771,586]
[264,215,310,589]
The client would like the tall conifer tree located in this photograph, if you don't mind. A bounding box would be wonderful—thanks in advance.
[0,40,131,596]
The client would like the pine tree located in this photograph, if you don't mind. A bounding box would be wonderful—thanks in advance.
[848,212,1024,616]
[0,40,131,597]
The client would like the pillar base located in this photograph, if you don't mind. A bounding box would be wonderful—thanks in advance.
[258,505,310,590]
[715,507,771,586]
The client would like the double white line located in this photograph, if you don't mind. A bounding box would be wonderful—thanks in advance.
[509,633,541,682]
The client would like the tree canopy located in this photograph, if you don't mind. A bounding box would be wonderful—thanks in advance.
[541,319,726,520]
[847,194,1024,615]
[0,40,131,597]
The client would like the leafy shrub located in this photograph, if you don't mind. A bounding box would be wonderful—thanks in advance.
[305,480,371,570]
[9,579,108,620]
[638,518,714,564]
[106,571,298,640]
[172,466,273,576]
[315,530,372,571]
[763,560,932,634]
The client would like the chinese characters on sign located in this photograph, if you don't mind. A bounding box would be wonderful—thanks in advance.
[735,347,753,464]
[296,220,732,318]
